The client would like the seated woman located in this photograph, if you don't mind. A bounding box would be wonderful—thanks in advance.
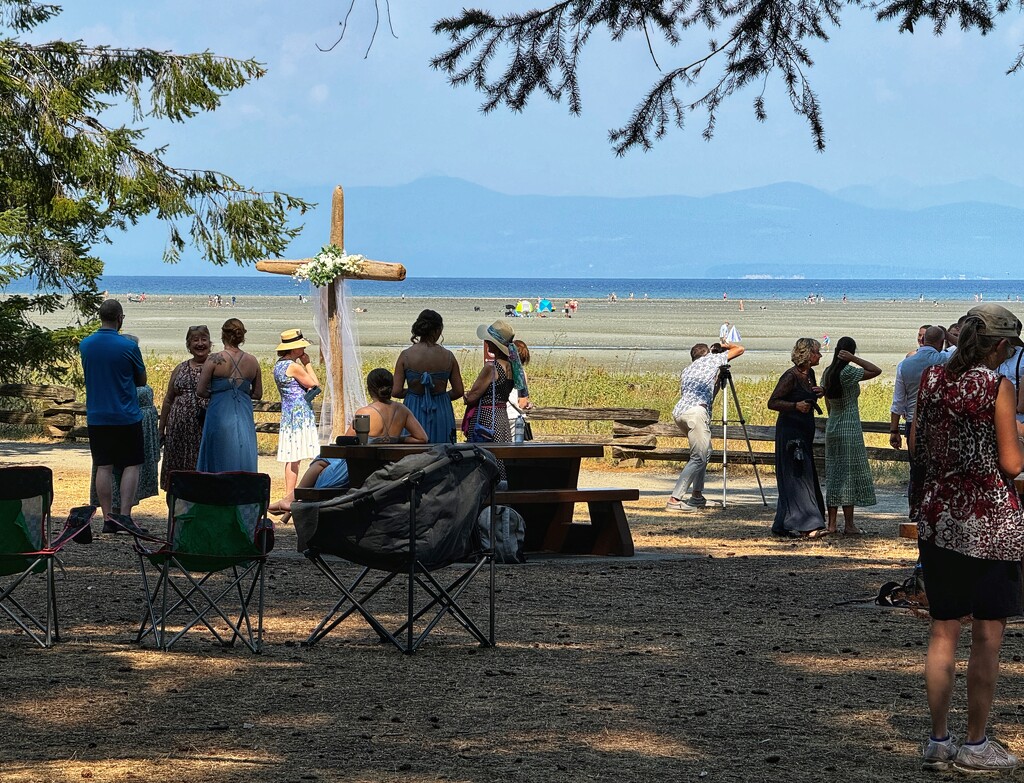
[269,368,427,519]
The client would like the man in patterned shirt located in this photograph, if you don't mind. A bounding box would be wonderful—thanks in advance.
[667,339,745,511]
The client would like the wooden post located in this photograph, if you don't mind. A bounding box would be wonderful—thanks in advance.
[255,185,407,440]
[327,186,345,439]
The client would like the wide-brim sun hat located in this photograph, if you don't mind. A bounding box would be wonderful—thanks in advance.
[476,320,514,357]
[277,328,313,352]
[967,304,1024,348]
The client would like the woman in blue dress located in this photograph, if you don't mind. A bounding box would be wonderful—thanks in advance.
[392,309,463,443]
[196,318,263,473]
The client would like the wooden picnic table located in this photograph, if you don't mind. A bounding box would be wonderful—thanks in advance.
[315,442,638,556]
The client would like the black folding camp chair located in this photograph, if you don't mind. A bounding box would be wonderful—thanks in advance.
[293,444,499,654]
[0,466,95,647]
[130,471,273,653]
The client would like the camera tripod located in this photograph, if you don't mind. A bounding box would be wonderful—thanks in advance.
[717,365,768,508]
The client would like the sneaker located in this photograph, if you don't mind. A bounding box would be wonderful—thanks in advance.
[954,738,1018,773]
[666,497,704,512]
[922,735,958,771]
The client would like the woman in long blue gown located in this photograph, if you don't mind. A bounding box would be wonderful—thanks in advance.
[196,318,263,473]
[392,309,464,443]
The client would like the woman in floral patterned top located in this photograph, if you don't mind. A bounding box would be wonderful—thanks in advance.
[273,329,320,505]
[911,304,1024,772]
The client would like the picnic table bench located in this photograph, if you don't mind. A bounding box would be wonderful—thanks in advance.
[308,442,639,557]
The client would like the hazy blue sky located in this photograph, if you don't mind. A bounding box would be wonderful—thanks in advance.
[19,2,1024,276]
[39,1,1024,198]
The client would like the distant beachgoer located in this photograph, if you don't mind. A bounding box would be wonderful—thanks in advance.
[719,321,730,342]
[738,299,745,312]
[393,309,463,443]
[821,334,830,351]
[723,292,728,300]
[768,338,827,538]
[821,337,881,534]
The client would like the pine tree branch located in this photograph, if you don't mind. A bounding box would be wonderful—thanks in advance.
[429,0,1020,153]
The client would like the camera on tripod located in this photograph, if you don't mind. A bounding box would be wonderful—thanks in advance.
[717,363,732,388]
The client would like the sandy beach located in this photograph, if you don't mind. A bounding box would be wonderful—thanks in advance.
[32,293,986,378]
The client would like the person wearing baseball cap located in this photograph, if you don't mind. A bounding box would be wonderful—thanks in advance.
[913,303,1024,772]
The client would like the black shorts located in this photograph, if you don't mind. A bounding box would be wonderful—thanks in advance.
[88,422,145,469]
[918,538,1023,621]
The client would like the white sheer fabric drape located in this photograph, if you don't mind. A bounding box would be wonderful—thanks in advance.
[313,279,366,443]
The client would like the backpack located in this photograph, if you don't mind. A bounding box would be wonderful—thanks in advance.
[477,505,526,564]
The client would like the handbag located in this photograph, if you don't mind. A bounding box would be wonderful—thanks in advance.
[467,374,497,443]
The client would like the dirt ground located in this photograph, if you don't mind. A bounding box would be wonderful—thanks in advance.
[0,441,1019,783]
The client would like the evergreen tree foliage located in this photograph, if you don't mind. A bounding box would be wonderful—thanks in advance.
[429,1,1024,155]
[0,0,311,381]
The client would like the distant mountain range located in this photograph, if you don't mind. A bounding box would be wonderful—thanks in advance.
[99,176,1024,279]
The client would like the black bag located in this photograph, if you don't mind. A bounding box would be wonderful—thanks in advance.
[468,374,497,443]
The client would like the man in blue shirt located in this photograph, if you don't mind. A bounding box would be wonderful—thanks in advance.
[667,339,744,511]
[79,300,147,529]
[890,325,948,451]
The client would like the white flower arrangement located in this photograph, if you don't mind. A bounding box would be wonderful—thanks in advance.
[292,244,367,287]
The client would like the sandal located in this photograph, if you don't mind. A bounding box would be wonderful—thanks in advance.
[805,528,829,539]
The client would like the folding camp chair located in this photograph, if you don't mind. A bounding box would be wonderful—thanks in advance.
[0,466,95,647]
[293,444,499,654]
[130,471,272,653]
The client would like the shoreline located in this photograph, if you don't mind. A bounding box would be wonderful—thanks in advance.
[25,293,991,377]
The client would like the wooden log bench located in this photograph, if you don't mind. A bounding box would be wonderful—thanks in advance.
[611,420,910,469]
[0,384,79,437]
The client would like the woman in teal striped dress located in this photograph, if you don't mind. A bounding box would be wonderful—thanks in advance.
[822,337,881,534]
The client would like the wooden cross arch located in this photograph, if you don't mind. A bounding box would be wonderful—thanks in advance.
[256,185,406,437]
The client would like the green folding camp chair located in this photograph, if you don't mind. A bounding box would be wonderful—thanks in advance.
[0,466,95,647]
[128,471,273,652]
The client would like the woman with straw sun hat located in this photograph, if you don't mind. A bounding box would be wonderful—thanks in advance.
[273,328,321,504]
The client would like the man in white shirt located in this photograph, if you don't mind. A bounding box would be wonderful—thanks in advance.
[667,340,744,511]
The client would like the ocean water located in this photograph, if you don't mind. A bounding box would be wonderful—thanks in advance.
[6,275,1024,302]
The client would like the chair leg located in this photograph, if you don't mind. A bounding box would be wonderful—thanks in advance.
[0,557,53,648]
[46,557,57,647]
